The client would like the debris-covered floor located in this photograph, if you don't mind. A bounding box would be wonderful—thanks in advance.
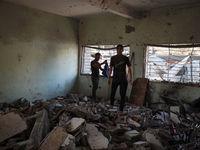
[0,94,200,150]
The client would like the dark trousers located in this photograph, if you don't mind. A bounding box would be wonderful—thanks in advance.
[91,76,99,99]
[110,82,128,111]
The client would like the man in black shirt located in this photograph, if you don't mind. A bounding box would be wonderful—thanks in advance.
[107,45,132,115]
[91,53,106,99]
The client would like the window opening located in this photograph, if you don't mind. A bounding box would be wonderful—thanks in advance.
[81,45,130,75]
[145,44,200,83]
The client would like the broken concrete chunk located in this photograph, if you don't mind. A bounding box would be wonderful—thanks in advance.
[108,108,118,112]
[86,123,109,150]
[25,109,50,150]
[58,112,70,127]
[124,130,140,141]
[133,141,150,150]
[60,134,76,150]
[56,103,63,107]
[143,128,165,150]
[0,112,27,142]
[39,126,68,150]
[112,142,127,150]
[170,106,181,113]
[79,102,86,106]
[170,112,180,124]
[115,116,127,124]
[127,118,141,128]
[83,96,88,102]
[65,118,86,142]
[66,118,86,133]
[70,105,100,121]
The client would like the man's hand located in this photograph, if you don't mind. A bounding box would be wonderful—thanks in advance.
[102,60,107,64]
[107,67,112,85]
[107,78,111,85]
[129,77,133,85]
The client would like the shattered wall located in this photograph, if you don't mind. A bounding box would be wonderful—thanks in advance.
[0,1,79,102]
[146,82,200,105]
[78,4,200,100]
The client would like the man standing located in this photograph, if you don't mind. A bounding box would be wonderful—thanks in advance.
[91,53,106,99]
[107,45,132,115]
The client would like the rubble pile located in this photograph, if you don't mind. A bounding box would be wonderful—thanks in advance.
[0,94,200,150]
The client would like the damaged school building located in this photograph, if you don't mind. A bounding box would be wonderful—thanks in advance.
[1,0,200,149]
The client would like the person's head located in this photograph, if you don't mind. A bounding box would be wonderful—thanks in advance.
[95,52,101,61]
[116,45,123,54]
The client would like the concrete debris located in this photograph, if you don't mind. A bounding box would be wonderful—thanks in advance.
[66,118,86,132]
[39,126,68,150]
[111,142,127,150]
[85,123,109,150]
[25,109,50,150]
[0,112,27,143]
[133,141,151,150]
[143,128,165,150]
[0,94,200,150]
[127,118,141,128]
[65,117,86,142]
[124,130,140,141]
[61,134,75,150]
[170,112,180,124]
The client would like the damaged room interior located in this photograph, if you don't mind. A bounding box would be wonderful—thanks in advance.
[1,0,200,149]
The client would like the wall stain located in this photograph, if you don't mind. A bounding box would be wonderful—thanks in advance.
[167,22,172,26]
[33,11,40,17]
[126,18,131,23]
[118,36,123,39]
[125,25,135,33]
[166,12,170,17]
[37,92,42,96]
[57,84,60,89]
[190,35,194,41]
[18,54,22,62]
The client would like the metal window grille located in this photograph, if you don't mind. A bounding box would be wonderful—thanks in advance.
[145,44,200,83]
[81,45,130,75]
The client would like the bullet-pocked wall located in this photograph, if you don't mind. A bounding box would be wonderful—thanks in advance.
[79,4,200,103]
[0,1,79,102]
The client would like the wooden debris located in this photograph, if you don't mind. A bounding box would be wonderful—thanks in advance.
[130,78,148,106]
[25,109,50,149]
[39,126,68,150]
[0,112,27,142]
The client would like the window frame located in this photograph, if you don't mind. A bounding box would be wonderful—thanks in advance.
[144,43,200,84]
[80,45,130,76]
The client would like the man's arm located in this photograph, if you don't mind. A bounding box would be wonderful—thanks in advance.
[128,66,133,84]
[107,66,112,85]
[99,67,104,71]
[92,60,106,68]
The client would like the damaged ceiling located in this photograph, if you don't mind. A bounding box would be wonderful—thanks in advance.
[3,0,200,19]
